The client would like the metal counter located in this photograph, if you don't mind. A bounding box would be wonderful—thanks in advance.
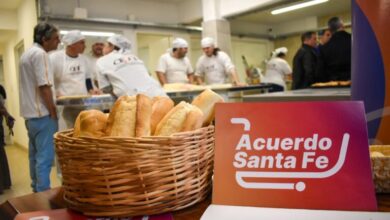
[167,83,273,103]
[56,94,115,110]
[243,87,351,102]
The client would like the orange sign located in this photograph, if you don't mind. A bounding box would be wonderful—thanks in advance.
[213,101,377,211]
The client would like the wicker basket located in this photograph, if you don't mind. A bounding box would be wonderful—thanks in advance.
[54,126,214,217]
[369,145,390,193]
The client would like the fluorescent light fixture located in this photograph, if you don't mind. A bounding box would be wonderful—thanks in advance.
[271,0,329,15]
[60,30,115,37]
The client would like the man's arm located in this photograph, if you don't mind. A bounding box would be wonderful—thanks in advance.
[100,85,116,98]
[187,73,194,84]
[156,71,167,85]
[195,75,204,85]
[220,52,245,86]
[86,78,101,95]
[39,85,57,120]
[229,69,246,86]
[86,78,93,91]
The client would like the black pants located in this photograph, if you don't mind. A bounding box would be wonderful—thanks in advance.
[0,144,11,193]
[0,121,11,193]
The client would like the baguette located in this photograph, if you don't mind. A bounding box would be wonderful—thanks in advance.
[136,94,152,137]
[73,113,81,137]
[151,96,174,135]
[105,94,152,137]
[191,89,224,126]
[155,101,203,136]
[182,106,203,132]
[73,109,107,138]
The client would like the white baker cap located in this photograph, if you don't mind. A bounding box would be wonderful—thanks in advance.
[274,47,288,55]
[271,47,288,58]
[172,38,188,49]
[201,37,215,48]
[62,30,85,45]
[107,34,131,51]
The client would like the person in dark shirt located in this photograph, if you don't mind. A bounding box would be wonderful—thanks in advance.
[318,29,332,46]
[292,31,318,90]
[319,17,352,81]
[0,85,14,194]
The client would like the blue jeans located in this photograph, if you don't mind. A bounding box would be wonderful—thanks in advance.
[25,115,58,192]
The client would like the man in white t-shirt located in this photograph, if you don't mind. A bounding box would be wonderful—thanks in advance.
[86,40,104,88]
[50,30,95,128]
[156,38,194,85]
[195,37,242,85]
[262,47,292,91]
[50,30,93,97]
[96,35,166,98]
[19,22,60,192]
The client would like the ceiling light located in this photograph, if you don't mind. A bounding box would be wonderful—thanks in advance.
[271,0,329,15]
[60,30,115,37]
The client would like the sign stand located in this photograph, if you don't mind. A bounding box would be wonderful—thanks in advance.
[202,101,389,219]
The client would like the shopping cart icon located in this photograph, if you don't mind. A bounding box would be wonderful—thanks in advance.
[231,117,350,192]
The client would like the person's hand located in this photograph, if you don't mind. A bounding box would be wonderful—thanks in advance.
[233,81,247,87]
[6,115,15,136]
[89,89,102,95]
[49,109,58,120]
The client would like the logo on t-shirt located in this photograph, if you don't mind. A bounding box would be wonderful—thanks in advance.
[69,65,81,73]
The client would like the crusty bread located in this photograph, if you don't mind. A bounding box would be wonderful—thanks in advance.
[135,94,152,137]
[370,151,385,157]
[105,96,136,137]
[338,80,351,86]
[155,101,203,136]
[105,94,152,137]
[73,109,107,138]
[73,113,81,137]
[182,105,203,132]
[151,96,174,135]
[191,89,224,126]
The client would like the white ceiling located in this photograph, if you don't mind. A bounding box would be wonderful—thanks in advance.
[0,0,21,10]
[230,0,351,25]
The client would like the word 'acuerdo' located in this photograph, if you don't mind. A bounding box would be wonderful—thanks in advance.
[233,133,340,170]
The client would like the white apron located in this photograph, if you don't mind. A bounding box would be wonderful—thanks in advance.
[58,55,89,130]
[56,55,88,96]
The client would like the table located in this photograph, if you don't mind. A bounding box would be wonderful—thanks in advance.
[56,94,115,110]
[243,87,351,102]
[167,83,273,103]
[1,187,389,220]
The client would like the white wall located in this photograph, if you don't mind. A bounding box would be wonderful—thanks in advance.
[137,33,173,79]
[231,37,273,82]
[230,20,271,37]
[0,9,18,43]
[0,9,18,30]
[1,0,37,149]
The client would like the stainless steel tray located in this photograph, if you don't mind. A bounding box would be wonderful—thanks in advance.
[56,94,115,108]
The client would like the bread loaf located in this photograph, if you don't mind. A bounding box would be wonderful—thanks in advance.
[191,89,224,126]
[151,96,174,135]
[105,94,152,137]
[370,151,385,157]
[155,101,203,136]
[181,106,203,132]
[73,110,107,138]
[73,113,81,137]
[135,94,152,137]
